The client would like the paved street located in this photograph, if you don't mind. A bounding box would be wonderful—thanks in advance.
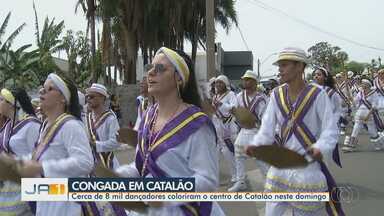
[116,132,384,216]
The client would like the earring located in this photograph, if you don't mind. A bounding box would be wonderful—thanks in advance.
[176,83,182,98]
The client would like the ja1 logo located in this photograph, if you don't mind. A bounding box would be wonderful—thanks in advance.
[21,178,68,201]
[25,184,66,195]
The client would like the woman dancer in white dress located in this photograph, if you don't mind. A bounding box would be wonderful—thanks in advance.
[116,47,225,216]
[16,73,94,216]
[0,88,40,215]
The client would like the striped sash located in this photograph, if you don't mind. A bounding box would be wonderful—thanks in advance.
[274,84,344,216]
[242,91,265,124]
[360,93,384,131]
[374,78,384,96]
[86,111,115,169]
[337,89,351,108]
[1,116,40,154]
[32,114,74,161]
[136,105,214,216]
[213,92,232,123]
[325,87,336,98]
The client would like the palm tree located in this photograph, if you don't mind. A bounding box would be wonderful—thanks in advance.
[0,12,26,52]
[76,0,98,83]
[33,3,66,84]
[62,30,92,88]
[77,0,238,84]
[0,12,27,86]
[0,44,39,88]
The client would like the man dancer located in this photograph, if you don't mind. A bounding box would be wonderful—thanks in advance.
[246,47,344,215]
[85,83,120,169]
[229,70,268,192]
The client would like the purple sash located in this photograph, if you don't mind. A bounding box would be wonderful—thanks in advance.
[32,114,74,161]
[336,82,352,108]
[4,116,41,154]
[136,105,214,216]
[274,84,345,216]
[325,87,337,98]
[374,78,384,96]
[242,91,265,124]
[360,95,384,132]
[213,92,232,123]
[0,119,12,154]
[86,111,115,169]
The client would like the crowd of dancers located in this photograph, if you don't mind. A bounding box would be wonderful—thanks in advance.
[0,45,382,216]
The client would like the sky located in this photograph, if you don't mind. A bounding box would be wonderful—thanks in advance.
[2,0,384,77]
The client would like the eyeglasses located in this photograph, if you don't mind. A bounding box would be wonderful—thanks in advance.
[39,86,59,95]
[86,95,100,100]
[144,63,169,75]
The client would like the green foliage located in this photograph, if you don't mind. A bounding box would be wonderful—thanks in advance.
[308,42,348,74]
[62,30,92,88]
[32,6,66,84]
[0,44,39,89]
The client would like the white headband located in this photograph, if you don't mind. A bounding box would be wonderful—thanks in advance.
[317,66,329,77]
[47,73,71,103]
[86,83,109,98]
[155,47,190,88]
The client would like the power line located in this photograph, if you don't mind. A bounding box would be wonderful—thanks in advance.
[237,25,251,51]
[248,0,384,52]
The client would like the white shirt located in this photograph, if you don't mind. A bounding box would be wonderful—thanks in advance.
[251,84,339,163]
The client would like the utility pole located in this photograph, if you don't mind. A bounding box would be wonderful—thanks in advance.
[206,0,215,80]
[257,58,260,78]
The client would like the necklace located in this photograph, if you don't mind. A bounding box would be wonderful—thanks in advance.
[140,102,183,176]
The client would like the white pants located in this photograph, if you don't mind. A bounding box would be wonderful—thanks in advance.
[219,139,236,181]
[351,120,379,139]
[213,117,238,182]
[266,201,326,216]
[234,128,270,182]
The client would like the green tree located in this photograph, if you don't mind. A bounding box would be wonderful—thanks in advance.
[76,0,238,84]
[62,30,92,88]
[0,12,26,51]
[0,44,39,89]
[345,61,367,75]
[33,3,66,84]
[308,42,349,74]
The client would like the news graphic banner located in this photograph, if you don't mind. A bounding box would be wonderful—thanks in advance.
[21,178,329,202]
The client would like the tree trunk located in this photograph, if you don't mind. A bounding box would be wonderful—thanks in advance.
[89,0,97,83]
[120,24,137,84]
[191,15,200,67]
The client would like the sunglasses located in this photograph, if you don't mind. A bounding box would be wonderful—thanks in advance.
[144,63,170,74]
[0,96,12,105]
[39,86,59,95]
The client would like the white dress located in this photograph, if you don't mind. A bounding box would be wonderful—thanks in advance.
[36,119,94,216]
[116,124,225,216]
[211,91,239,145]
[0,119,40,216]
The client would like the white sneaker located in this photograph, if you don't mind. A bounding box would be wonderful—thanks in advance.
[342,146,356,152]
[374,144,383,151]
[343,143,356,148]
[370,136,380,143]
[228,181,247,192]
